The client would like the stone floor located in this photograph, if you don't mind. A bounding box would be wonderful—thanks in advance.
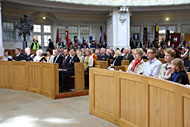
[0,89,117,127]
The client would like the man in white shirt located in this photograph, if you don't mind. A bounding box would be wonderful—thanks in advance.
[141,48,162,77]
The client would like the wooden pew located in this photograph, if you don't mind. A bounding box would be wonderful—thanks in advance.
[114,66,128,72]
[0,61,88,99]
[0,61,58,99]
[158,58,165,64]
[187,72,190,84]
[55,62,88,99]
[94,61,108,69]
[74,62,85,91]
[90,68,190,127]
[0,56,3,60]
[143,59,148,62]
[121,60,129,66]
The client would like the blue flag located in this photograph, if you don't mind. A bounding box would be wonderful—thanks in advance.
[99,26,102,44]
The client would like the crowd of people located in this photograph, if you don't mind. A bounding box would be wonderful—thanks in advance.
[1,39,190,92]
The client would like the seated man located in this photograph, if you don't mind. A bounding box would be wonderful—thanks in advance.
[23,47,34,61]
[141,48,162,77]
[53,49,63,69]
[59,49,80,92]
[13,48,24,61]
[97,48,107,61]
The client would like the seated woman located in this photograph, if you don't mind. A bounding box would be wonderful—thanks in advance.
[170,58,189,85]
[33,49,43,62]
[127,48,144,74]
[76,49,84,63]
[158,48,176,80]
[46,48,54,63]
[84,49,94,72]
[108,50,123,70]
[2,50,12,61]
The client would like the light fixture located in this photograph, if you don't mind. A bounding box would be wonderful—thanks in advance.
[165,17,170,21]
[42,17,46,20]
[119,6,129,23]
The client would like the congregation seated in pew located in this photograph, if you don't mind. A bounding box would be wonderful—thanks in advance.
[59,48,80,92]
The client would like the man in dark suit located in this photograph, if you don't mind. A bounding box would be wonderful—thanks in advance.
[122,48,134,63]
[97,48,107,61]
[59,49,80,92]
[13,48,24,61]
[53,49,63,69]
[23,47,34,61]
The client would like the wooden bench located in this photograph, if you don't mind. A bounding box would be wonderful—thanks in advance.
[94,61,108,69]
[121,60,129,66]
[74,62,85,91]
[90,68,190,127]
[114,66,128,72]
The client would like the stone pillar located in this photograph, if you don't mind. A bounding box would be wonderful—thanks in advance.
[0,1,4,56]
[107,7,131,49]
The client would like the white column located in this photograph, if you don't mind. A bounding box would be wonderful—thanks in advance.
[107,7,131,49]
[0,2,4,56]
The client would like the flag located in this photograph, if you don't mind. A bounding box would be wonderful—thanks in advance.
[103,32,107,42]
[99,26,102,44]
[56,29,59,44]
[66,30,69,47]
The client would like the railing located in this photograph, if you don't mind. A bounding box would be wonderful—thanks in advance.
[89,68,190,127]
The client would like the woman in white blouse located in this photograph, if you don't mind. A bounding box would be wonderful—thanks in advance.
[33,49,43,62]
[84,49,94,72]
[46,48,55,63]
[2,50,12,61]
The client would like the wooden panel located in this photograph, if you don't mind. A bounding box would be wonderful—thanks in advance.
[94,61,108,69]
[11,62,28,90]
[149,86,175,127]
[118,75,148,127]
[121,60,129,66]
[0,61,12,88]
[75,62,85,91]
[183,97,190,127]
[41,64,55,98]
[95,74,114,115]
[27,63,41,93]
[89,68,116,123]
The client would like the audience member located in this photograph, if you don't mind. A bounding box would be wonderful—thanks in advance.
[141,48,162,77]
[158,48,176,80]
[46,48,54,63]
[127,48,144,74]
[2,50,12,61]
[13,48,23,61]
[170,58,189,85]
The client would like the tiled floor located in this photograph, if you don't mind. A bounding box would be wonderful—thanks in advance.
[0,89,117,127]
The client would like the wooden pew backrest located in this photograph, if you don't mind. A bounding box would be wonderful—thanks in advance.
[74,62,85,91]
[121,60,129,66]
[94,61,108,69]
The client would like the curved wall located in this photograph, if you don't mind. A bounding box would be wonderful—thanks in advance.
[47,0,190,6]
